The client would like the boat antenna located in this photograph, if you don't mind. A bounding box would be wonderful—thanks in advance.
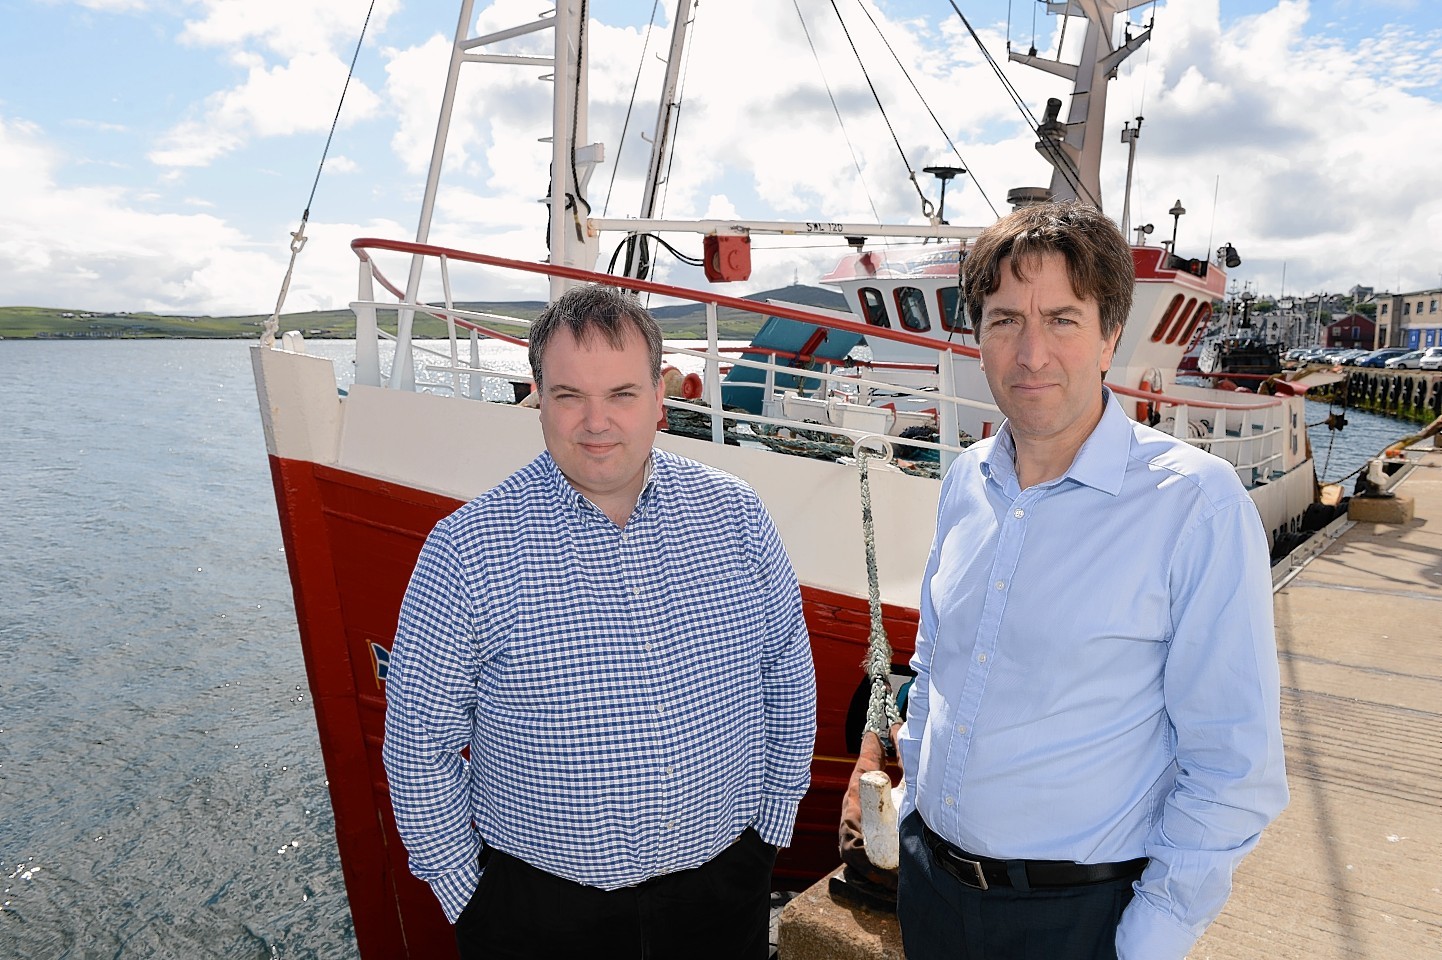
[263,0,378,347]
[848,0,998,218]
[826,0,934,221]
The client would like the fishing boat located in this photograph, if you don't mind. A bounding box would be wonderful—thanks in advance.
[252,2,1328,956]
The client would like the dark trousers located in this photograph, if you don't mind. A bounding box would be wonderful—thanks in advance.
[897,811,1138,960]
[456,828,777,960]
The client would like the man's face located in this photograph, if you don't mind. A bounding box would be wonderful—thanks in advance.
[538,324,665,516]
[978,252,1119,449]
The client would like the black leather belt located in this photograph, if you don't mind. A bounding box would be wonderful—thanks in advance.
[922,823,1146,891]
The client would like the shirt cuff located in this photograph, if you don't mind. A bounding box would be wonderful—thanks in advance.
[1115,893,1200,960]
[754,794,802,848]
[428,858,482,924]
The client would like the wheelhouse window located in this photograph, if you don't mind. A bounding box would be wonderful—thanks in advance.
[937,286,968,333]
[1164,298,1198,343]
[859,288,891,328]
[1178,301,1211,347]
[896,287,931,332]
[1151,294,1184,342]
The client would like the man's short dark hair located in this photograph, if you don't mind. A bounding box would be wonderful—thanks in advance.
[528,284,664,387]
[963,200,1134,342]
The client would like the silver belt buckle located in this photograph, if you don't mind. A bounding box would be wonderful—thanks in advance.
[956,854,989,891]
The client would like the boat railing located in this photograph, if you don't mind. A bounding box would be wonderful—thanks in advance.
[1110,383,1290,486]
[340,237,1295,485]
[348,238,994,473]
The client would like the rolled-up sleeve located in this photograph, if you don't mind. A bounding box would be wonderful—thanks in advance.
[381,523,484,923]
[1116,497,1290,959]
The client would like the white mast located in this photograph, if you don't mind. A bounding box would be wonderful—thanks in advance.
[1007,0,1153,211]
[546,0,603,299]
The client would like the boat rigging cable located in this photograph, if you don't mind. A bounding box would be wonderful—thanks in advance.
[824,0,934,221]
[602,0,662,281]
[846,0,998,218]
[951,0,1095,208]
[600,0,663,218]
[792,0,886,226]
[263,0,378,346]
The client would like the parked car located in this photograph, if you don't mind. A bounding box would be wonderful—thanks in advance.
[1386,350,1426,369]
[1420,347,1442,371]
[1355,347,1411,367]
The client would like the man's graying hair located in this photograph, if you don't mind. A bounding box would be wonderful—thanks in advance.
[528,284,664,387]
[963,200,1135,342]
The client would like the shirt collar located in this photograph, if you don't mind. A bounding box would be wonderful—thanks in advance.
[540,448,661,521]
[980,386,1131,497]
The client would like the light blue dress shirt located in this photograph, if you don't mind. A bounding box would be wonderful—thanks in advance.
[382,449,816,922]
[898,389,1288,960]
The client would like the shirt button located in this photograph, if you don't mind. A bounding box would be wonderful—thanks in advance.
[645,641,654,651]
[657,704,666,714]
[631,586,642,596]
[944,796,955,806]
[666,765,675,776]
[955,724,967,735]
[995,580,1005,590]
[977,654,987,663]
[1013,508,1025,519]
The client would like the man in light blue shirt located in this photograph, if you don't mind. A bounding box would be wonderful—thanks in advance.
[382,284,816,960]
[896,201,1288,960]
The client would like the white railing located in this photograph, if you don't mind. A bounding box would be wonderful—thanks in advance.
[340,237,1294,485]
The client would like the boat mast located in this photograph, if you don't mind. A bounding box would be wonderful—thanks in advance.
[548,0,603,299]
[623,0,696,280]
[1007,0,1152,211]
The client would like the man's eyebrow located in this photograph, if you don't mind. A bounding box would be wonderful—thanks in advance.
[545,381,643,393]
[983,304,1085,319]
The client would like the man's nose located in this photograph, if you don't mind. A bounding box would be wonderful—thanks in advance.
[1015,319,1050,369]
[581,398,609,431]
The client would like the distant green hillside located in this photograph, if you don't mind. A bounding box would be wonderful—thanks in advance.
[0,284,849,341]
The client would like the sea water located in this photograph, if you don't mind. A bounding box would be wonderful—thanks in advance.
[0,339,1419,959]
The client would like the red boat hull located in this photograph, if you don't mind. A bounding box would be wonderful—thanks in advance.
[268,453,916,958]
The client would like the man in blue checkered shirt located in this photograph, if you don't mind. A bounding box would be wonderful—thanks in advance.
[382,283,817,959]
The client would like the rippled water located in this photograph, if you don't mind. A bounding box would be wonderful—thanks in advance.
[1,341,355,959]
[0,340,1418,959]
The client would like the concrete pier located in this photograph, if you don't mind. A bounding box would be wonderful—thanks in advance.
[780,444,1442,958]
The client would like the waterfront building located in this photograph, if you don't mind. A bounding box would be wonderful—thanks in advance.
[1377,287,1442,350]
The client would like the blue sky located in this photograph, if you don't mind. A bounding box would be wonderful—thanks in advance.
[2,0,1439,314]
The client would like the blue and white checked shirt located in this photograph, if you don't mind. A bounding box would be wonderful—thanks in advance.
[382,448,815,922]
[898,389,1288,960]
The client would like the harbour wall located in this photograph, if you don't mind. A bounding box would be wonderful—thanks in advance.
[1311,370,1442,424]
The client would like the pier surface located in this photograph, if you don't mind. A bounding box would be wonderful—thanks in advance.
[781,444,1442,958]
[1194,443,1442,958]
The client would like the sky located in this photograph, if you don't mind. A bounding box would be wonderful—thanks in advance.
[2,0,1440,316]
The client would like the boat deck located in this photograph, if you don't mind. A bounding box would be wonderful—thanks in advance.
[1193,443,1442,958]
[778,443,1442,959]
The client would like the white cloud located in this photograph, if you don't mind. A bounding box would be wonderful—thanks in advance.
[6,0,1442,317]
[147,0,396,168]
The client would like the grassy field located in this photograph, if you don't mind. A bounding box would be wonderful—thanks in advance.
[0,285,847,342]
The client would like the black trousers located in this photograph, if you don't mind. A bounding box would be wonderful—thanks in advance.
[897,811,1139,960]
[455,828,777,960]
